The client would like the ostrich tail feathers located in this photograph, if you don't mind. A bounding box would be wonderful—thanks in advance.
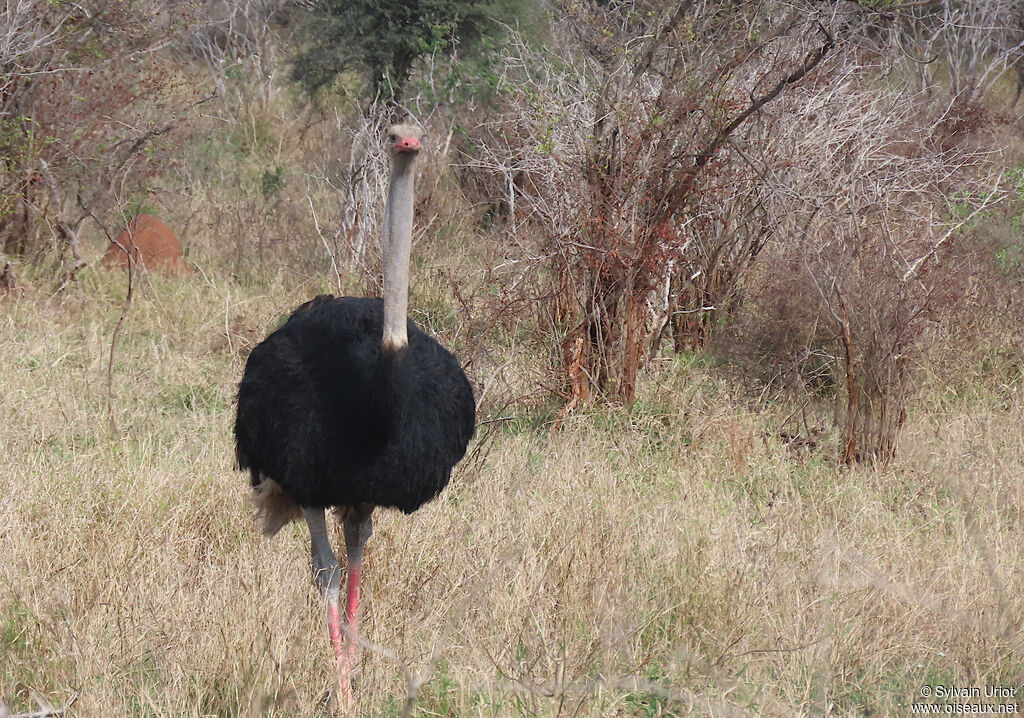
[250,477,302,537]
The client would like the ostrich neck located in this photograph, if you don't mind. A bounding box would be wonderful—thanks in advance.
[381,154,416,351]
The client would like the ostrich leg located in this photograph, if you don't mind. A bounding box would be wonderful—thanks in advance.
[303,508,348,705]
[338,506,373,704]
[305,506,374,708]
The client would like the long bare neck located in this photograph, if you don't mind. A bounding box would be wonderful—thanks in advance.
[381,153,416,350]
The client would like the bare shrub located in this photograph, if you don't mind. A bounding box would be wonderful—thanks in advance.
[177,0,293,112]
[728,65,1005,463]
[883,0,1024,106]
[467,0,1014,460]
[0,0,208,286]
[467,1,837,408]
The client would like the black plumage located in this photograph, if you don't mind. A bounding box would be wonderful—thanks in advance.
[235,294,475,515]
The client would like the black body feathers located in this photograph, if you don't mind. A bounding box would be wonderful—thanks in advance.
[234,295,475,513]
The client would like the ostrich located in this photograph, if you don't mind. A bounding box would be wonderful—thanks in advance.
[234,123,475,706]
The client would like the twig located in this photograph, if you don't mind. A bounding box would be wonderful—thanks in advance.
[901,172,1005,282]
[224,289,234,358]
[1,689,80,718]
[38,160,87,294]
[308,194,342,295]
[107,252,135,433]
[477,415,515,425]
[686,26,835,177]
[105,93,217,186]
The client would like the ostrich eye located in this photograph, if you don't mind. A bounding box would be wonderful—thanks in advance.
[388,134,397,143]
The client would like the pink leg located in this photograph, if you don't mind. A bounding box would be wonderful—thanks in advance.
[327,597,348,702]
[333,555,362,705]
[303,508,351,709]
[333,508,373,709]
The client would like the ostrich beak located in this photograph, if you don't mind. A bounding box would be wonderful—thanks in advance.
[395,137,421,153]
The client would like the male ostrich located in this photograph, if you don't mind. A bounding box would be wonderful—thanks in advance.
[234,123,475,705]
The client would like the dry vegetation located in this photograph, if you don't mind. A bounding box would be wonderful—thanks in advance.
[3,1,1024,716]
[2,256,1023,717]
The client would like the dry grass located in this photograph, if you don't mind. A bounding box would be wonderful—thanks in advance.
[1,252,1022,718]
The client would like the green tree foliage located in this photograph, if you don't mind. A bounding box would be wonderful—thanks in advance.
[290,0,501,103]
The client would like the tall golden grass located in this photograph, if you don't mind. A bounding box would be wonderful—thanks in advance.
[1,245,1022,716]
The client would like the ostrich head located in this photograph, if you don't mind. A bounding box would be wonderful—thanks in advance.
[386,123,424,158]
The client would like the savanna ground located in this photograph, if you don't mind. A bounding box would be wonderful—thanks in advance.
[4,2,1024,716]
[2,227,1023,716]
